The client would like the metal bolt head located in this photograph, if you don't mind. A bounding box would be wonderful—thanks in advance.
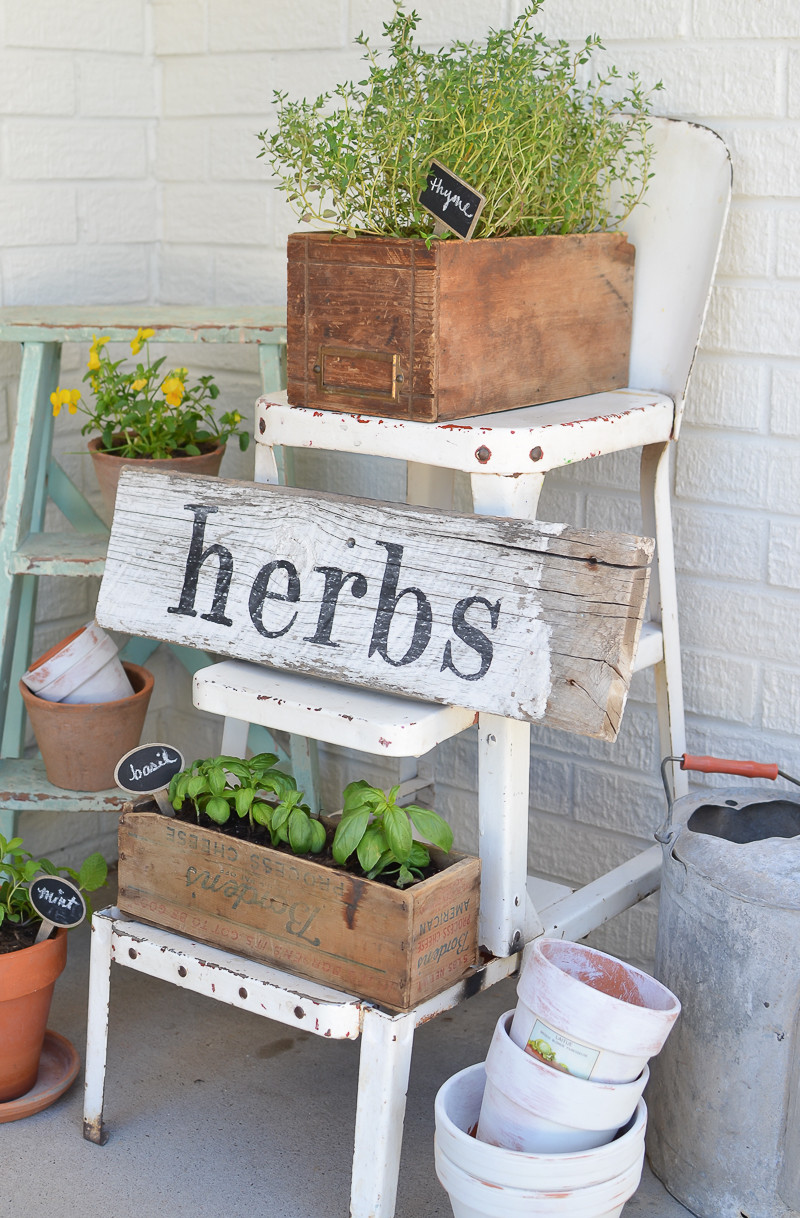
[475,445,491,464]
[529,446,543,462]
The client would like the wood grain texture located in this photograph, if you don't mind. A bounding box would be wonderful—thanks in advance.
[117,806,481,1010]
[96,469,652,739]
[285,231,633,422]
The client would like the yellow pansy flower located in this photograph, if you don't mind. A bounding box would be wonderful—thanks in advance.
[131,378,147,392]
[161,375,185,408]
[131,327,155,355]
[50,387,81,417]
[87,333,110,372]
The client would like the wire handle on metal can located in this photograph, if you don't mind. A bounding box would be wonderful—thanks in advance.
[656,753,800,842]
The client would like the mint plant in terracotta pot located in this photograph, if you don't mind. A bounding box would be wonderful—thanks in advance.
[52,327,251,519]
[0,833,107,1111]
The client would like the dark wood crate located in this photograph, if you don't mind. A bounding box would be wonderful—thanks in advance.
[286,231,634,422]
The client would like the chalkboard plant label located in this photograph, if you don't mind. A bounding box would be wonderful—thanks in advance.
[115,743,185,814]
[418,160,486,240]
[29,876,86,941]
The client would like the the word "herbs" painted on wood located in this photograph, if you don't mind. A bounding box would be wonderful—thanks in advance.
[167,504,500,681]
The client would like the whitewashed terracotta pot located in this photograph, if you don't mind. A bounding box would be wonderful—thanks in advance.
[477,1012,649,1154]
[21,621,131,704]
[510,938,680,1084]
[436,1063,646,1218]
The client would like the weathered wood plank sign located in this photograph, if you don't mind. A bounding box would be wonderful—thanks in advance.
[418,159,486,239]
[96,470,653,740]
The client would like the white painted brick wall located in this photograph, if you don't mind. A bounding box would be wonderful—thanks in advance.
[0,0,798,970]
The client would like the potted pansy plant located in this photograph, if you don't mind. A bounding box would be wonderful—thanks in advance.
[52,327,251,518]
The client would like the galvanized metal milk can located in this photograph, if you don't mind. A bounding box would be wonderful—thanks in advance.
[647,754,800,1218]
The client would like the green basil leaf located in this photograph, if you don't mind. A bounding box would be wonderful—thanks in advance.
[383,805,413,863]
[332,807,370,863]
[307,818,327,853]
[405,806,453,853]
[288,808,312,854]
[234,786,255,817]
[205,797,231,824]
[356,825,385,873]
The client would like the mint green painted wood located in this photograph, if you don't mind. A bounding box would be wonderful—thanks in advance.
[46,459,108,534]
[0,307,298,840]
[0,759,132,841]
[0,342,61,756]
[9,532,108,575]
[0,306,286,346]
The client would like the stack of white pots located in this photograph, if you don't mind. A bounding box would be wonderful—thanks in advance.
[21,621,132,704]
[434,937,681,1218]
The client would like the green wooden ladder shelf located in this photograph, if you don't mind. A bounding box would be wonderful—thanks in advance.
[0,306,315,842]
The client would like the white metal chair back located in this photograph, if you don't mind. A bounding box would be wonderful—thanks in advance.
[621,117,732,430]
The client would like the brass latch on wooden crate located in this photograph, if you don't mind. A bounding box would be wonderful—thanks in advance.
[315,345,400,401]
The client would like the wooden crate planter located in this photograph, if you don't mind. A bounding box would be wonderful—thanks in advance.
[117,806,481,1011]
[286,231,635,422]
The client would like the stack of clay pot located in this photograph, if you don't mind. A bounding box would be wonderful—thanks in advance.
[434,938,680,1218]
[19,621,153,790]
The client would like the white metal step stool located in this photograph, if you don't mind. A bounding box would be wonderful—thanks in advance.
[86,468,653,1218]
[83,118,731,1218]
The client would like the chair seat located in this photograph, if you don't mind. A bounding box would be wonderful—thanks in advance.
[193,659,477,757]
[256,387,675,475]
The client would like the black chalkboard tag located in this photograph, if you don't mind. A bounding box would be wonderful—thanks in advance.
[115,742,184,816]
[30,875,86,944]
[418,160,486,240]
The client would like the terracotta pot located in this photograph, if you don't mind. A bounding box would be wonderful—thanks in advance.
[0,928,67,1102]
[19,661,154,791]
[88,437,225,522]
[21,620,132,704]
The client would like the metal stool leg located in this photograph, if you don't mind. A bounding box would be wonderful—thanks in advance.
[350,1007,415,1218]
[83,912,113,1145]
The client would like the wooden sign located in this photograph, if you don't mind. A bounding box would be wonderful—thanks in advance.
[95,470,652,740]
[29,875,86,943]
[418,160,486,240]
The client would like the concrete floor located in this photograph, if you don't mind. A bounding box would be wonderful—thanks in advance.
[5,871,694,1218]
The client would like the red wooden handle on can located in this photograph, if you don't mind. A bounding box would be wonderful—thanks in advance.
[680,754,779,780]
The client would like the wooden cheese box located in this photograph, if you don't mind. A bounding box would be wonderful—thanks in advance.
[117,805,481,1011]
[286,230,635,422]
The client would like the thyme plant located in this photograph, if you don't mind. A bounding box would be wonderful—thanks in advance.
[259,2,661,239]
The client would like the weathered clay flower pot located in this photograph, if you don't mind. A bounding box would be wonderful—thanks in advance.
[19,661,154,791]
[0,928,67,1102]
[88,437,225,522]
